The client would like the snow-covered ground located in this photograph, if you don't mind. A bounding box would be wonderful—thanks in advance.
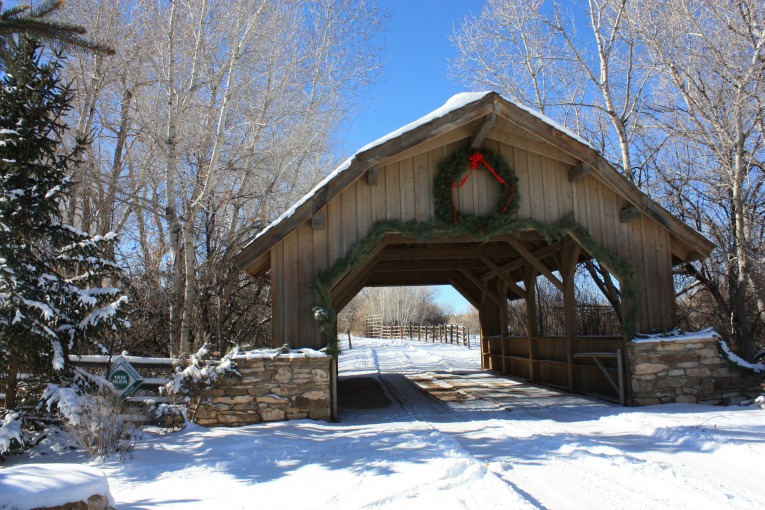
[2,337,763,509]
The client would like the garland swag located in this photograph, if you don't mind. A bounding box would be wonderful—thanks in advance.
[312,214,638,357]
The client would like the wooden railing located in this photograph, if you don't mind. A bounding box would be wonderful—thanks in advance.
[482,335,625,404]
[69,354,176,404]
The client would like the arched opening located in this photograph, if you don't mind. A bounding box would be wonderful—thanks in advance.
[323,229,629,416]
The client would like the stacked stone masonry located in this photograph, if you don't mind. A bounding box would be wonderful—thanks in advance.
[194,355,332,426]
[628,337,762,405]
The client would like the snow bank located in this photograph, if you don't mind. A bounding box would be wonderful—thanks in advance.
[0,464,114,510]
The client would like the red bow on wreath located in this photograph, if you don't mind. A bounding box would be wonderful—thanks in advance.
[450,151,516,224]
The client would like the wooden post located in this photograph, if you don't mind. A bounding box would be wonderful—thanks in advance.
[524,265,538,381]
[562,243,581,392]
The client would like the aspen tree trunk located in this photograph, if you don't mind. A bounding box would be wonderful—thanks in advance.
[164,1,183,357]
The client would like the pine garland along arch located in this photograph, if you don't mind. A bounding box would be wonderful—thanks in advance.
[311,215,638,357]
[433,146,520,229]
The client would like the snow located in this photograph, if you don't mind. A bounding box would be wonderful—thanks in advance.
[69,354,177,365]
[0,464,114,510]
[3,337,763,509]
[253,91,594,243]
[233,347,328,359]
[633,327,765,372]
[632,326,721,343]
[720,340,765,373]
[0,413,22,454]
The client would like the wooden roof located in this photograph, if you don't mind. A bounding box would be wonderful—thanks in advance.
[234,92,714,276]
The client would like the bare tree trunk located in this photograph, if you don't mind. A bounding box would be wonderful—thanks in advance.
[164,1,182,357]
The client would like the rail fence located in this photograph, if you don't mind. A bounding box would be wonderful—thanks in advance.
[365,315,470,347]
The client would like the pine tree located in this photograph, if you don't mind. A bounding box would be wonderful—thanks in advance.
[0,37,127,410]
[0,1,114,63]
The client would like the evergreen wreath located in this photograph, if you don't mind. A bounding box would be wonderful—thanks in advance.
[434,146,520,228]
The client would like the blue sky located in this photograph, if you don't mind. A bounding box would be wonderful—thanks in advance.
[340,0,486,314]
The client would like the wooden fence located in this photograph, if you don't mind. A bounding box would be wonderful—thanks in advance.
[364,320,471,347]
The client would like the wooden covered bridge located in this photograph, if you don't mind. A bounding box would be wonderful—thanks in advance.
[234,92,713,405]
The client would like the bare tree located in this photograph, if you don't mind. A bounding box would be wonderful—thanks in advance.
[451,0,765,358]
[629,0,765,359]
[59,0,385,356]
[451,0,657,322]
[452,0,657,184]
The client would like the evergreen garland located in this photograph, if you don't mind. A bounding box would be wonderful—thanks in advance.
[312,214,638,357]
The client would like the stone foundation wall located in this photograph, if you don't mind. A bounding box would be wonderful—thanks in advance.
[194,355,332,426]
[628,337,763,405]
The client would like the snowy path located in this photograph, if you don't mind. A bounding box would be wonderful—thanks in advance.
[3,337,762,509]
[338,337,764,510]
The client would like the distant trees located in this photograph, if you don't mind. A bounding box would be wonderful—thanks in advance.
[54,0,385,356]
[452,0,765,359]
[341,287,449,336]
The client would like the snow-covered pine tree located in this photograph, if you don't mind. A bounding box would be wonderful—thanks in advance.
[0,37,128,410]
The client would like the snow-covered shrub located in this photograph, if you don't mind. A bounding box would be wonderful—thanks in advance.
[41,377,139,459]
[0,411,23,458]
[160,344,239,422]
[146,402,187,430]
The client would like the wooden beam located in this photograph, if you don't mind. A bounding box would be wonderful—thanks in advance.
[459,269,500,306]
[367,167,379,186]
[379,244,514,261]
[620,206,642,223]
[568,162,589,183]
[506,238,564,292]
[565,228,623,284]
[374,259,488,272]
[447,277,481,309]
[561,243,580,392]
[470,112,497,149]
[481,257,527,299]
[479,239,569,281]
[365,269,454,286]
[311,212,325,230]
[493,96,714,262]
[491,119,579,166]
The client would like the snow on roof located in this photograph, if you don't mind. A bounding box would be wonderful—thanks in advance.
[253,91,594,243]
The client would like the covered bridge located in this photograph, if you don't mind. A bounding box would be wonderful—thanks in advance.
[234,92,714,405]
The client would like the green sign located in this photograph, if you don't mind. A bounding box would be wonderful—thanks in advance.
[107,357,143,398]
